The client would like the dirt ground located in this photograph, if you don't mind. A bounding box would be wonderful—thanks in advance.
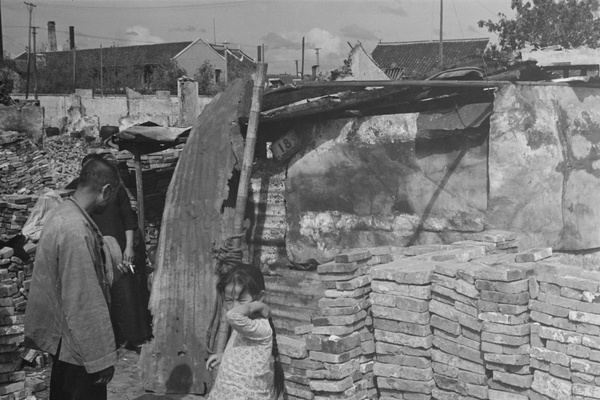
[29,348,206,400]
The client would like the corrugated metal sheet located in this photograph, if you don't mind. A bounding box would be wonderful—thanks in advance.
[372,38,489,78]
[248,170,287,268]
[139,79,249,394]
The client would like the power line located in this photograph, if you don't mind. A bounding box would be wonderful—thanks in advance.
[451,0,464,38]
[35,0,265,10]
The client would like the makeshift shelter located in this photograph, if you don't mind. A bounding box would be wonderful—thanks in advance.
[141,64,600,395]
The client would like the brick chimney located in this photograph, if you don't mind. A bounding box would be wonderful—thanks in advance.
[48,21,57,51]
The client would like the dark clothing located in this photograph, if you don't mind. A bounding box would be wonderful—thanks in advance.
[92,186,138,252]
[50,341,108,400]
[92,186,150,346]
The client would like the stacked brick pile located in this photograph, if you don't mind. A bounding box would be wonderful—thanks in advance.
[371,255,436,400]
[278,335,313,400]
[429,259,486,400]
[0,245,35,399]
[529,262,600,399]
[477,259,536,400]
[302,249,377,400]
[0,196,36,242]
[0,132,54,195]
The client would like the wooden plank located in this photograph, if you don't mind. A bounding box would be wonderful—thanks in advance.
[139,79,250,394]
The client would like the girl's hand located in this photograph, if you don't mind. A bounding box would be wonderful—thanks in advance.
[256,302,271,319]
[206,353,223,371]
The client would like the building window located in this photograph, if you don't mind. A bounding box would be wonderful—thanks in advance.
[215,69,221,83]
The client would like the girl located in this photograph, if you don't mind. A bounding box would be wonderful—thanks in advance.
[206,263,284,400]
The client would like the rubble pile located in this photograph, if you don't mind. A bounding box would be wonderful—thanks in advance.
[529,262,600,399]
[0,196,36,243]
[0,132,54,196]
[0,243,41,399]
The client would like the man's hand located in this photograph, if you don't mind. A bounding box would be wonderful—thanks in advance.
[93,365,115,385]
[123,246,135,264]
[206,353,223,371]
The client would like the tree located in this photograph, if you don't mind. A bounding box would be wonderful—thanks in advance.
[479,0,600,52]
[146,55,186,94]
[194,60,225,96]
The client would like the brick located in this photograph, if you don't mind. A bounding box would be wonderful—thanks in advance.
[318,297,364,308]
[457,312,481,332]
[374,330,433,349]
[371,305,429,324]
[482,322,529,336]
[429,300,458,322]
[515,247,552,263]
[539,281,561,295]
[570,310,600,326]
[433,360,458,378]
[371,281,431,300]
[454,301,478,318]
[433,373,467,395]
[493,371,533,388]
[572,371,594,384]
[312,310,367,326]
[488,389,528,400]
[552,317,577,332]
[478,300,499,312]
[531,371,572,400]
[430,315,461,336]
[458,369,487,386]
[373,362,433,381]
[377,377,435,394]
[557,275,599,292]
[434,329,480,350]
[375,341,431,358]
[529,300,569,318]
[319,300,368,316]
[538,326,582,344]
[318,261,359,274]
[476,279,529,294]
[529,276,540,299]
[311,320,364,336]
[432,283,478,307]
[547,340,567,353]
[473,267,532,282]
[395,296,430,313]
[560,286,583,300]
[309,347,362,364]
[432,336,484,365]
[324,286,370,299]
[306,333,360,354]
[372,317,432,337]
[567,344,591,359]
[480,290,529,305]
[483,353,529,366]
[371,261,434,285]
[335,275,371,291]
[573,383,600,398]
[478,312,528,325]
[294,324,313,335]
[530,310,554,325]
[481,332,529,346]
[583,335,600,350]
[309,376,353,392]
[431,349,485,375]
[530,357,550,371]
[378,353,431,369]
[572,358,600,375]
[530,347,570,366]
[549,364,571,380]
[481,341,503,353]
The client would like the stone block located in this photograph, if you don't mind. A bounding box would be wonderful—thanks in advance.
[377,377,435,394]
[431,349,485,375]
[335,251,371,264]
[480,290,529,305]
[531,371,572,400]
[373,317,432,337]
[374,330,433,349]
[309,376,353,392]
[515,247,552,263]
[492,371,533,388]
[371,280,431,299]
[373,362,434,381]
[530,347,570,366]
[372,305,429,325]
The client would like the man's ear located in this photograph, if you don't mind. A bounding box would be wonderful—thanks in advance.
[100,183,113,199]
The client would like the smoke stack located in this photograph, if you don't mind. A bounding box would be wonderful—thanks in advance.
[69,26,75,50]
[48,21,57,51]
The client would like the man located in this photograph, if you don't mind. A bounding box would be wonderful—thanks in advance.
[25,158,119,400]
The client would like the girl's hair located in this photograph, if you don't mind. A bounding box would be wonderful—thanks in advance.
[216,263,284,398]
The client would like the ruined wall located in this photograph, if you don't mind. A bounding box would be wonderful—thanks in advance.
[488,84,600,251]
[283,104,490,264]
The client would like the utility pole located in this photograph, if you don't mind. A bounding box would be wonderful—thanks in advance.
[32,26,37,99]
[213,19,216,44]
[0,1,4,61]
[24,1,36,99]
[295,60,298,77]
[439,0,444,68]
[70,26,75,92]
[100,44,103,97]
[315,47,321,73]
[223,41,229,85]
[301,37,305,78]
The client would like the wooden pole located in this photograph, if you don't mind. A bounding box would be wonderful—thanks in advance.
[214,63,267,357]
[133,150,146,240]
[439,0,444,68]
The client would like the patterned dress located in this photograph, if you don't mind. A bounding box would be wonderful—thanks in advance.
[208,311,275,400]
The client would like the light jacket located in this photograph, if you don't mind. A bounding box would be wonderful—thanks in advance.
[24,198,116,373]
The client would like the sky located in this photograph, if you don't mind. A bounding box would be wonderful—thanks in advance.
[0,0,515,74]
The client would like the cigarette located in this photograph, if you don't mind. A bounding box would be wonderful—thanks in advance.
[129,264,135,273]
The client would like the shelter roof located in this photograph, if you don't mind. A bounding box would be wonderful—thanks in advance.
[372,38,489,79]
[15,41,193,67]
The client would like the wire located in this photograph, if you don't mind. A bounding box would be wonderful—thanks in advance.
[472,0,500,17]
[452,0,465,38]
[36,0,266,10]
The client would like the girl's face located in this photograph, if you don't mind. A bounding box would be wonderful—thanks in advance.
[223,282,254,311]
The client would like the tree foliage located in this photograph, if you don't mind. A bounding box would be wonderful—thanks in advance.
[479,0,600,52]
[193,60,225,96]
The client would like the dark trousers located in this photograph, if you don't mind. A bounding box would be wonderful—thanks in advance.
[50,342,107,400]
